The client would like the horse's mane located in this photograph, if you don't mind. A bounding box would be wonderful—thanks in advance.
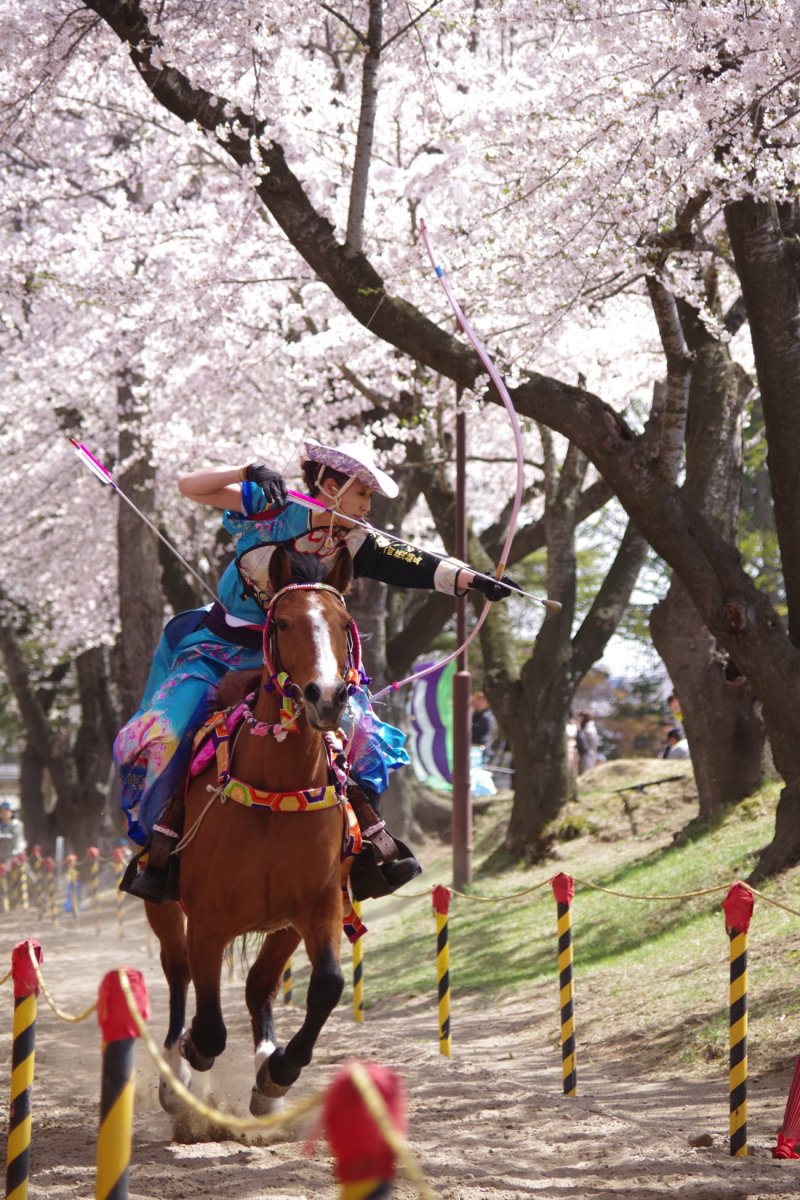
[281,550,333,586]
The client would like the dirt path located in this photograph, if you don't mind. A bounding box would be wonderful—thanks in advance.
[0,893,797,1199]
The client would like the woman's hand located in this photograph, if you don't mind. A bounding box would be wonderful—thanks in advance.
[469,573,522,602]
[244,462,287,506]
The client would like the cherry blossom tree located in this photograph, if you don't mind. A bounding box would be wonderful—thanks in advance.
[3,1,800,872]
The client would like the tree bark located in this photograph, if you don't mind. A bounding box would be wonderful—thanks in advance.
[725,198,800,644]
[114,370,165,721]
[346,0,383,252]
[724,197,800,875]
[649,269,767,816]
[0,612,99,851]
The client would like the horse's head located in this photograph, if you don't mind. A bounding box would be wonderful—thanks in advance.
[264,547,356,731]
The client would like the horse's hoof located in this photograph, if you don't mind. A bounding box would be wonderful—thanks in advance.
[159,1046,193,1114]
[249,1084,287,1116]
[159,1074,188,1115]
[179,1032,215,1072]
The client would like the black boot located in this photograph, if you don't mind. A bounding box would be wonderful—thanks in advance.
[347,783,423,901]
[120,827,180,904]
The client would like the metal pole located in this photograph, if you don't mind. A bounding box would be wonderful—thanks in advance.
[452,387,472,890]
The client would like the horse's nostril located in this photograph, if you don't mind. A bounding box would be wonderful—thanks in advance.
[334,684,348,707]
[304,683,321,705]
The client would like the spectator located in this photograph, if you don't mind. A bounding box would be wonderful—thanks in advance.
[0,801,26,862]
[666,692,684,735]
[565,716,580,776]
[471,692,497,763]
[576,711,600,773]
[662,728,690,760]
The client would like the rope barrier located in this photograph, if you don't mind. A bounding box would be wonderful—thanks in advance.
[25,942,97,1024]
[116,971,437,1196]
[570,878,733,902]
[382,875,800,917]
[116,968,325,1135]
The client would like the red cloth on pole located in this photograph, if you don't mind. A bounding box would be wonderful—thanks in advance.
[11,940,42,998]
[97,970,150,1042]
[551,873,574,905]
[323,1061,406,1183]
[722,882,754,933]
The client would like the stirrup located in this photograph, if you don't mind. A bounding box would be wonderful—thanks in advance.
[119,850,180,905]
[350,839,422,901]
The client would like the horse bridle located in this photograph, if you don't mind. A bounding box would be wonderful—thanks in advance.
[261,582,365,707]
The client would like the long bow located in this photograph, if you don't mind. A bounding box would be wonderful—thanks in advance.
[370,220,530,701]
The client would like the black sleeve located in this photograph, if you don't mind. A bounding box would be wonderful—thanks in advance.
[352,530,457,591]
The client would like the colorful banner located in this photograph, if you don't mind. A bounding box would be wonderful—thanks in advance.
[407,659,455,790]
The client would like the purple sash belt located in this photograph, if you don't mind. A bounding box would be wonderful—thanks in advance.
[205,602,263,649]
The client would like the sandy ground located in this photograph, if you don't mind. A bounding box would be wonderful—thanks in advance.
[0,881,799,1200]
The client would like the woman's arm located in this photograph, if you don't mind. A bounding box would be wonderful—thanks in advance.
[178,466,247,511]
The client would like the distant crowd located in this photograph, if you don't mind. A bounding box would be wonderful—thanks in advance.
[564,690,691,776]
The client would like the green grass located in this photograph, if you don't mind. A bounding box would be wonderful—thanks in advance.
[336,766,800,1078]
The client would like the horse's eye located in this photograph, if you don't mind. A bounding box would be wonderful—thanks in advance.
[275,618,289,633]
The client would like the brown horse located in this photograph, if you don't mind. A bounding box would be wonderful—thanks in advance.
[146,546,358,1116]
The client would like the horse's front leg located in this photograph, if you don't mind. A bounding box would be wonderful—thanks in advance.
[181,921,228,1071]
[258,894,344,1097]
[144,900,194,1113]
[246,926,302,1115]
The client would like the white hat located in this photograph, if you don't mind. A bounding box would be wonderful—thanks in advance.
[303,438,399,499]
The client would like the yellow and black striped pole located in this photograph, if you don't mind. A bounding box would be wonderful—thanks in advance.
[722,883,754,1157]
[87,848,100,932]
[42,858,56,924]
[112,850,127,942]
[5,938,43,1200]
[282,959,293,1006]
[353,900,364,1023]
[18,858,28,914]
[95,969,150,1200]
[432,885,452,1057]
[30,850,43,917]
[64,854,80,920]
[0,867,9,916]
[551,872,577,1097]
[9,861,20,913]
[14,858,29,914]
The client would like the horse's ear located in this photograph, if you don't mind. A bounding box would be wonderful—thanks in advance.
[326,549,353,595]
[268,545,292,593]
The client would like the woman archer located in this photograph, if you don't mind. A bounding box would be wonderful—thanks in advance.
[115,437,516,902]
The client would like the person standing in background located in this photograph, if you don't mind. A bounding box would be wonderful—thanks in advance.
[577,711,600,773]
[470,692,497,764]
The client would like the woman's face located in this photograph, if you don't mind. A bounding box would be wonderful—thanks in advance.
[325,479,374,524]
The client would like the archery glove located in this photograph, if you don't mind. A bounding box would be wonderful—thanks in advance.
[470,573,521,602]
[245,462,288,507]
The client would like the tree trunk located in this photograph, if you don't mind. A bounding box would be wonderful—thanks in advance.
[651,580,765,816]
[114,371,165,721]
[502,672,572,858]
[19,744,56,853]
[725,197,800,644]
[72,646,118,846]
[650,271,767,814]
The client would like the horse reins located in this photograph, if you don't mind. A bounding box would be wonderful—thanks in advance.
[261,582,364,718]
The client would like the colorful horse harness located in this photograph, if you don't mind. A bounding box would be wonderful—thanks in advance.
[190,704,351,816]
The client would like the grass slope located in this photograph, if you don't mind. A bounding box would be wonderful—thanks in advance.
[350,761,800,1081]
